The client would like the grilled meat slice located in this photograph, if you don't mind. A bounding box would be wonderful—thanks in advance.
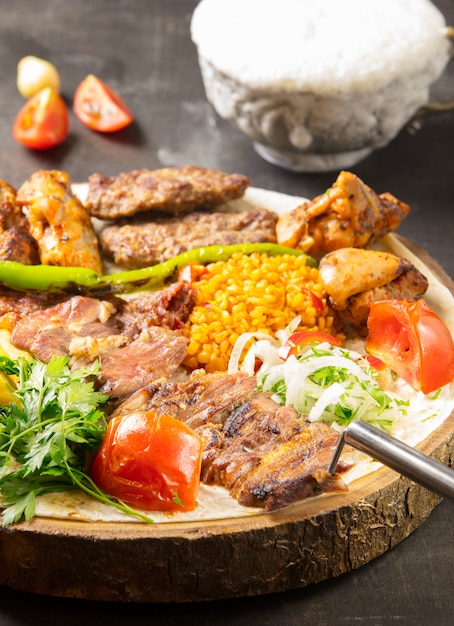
[9,289,191,398]
[114,371,349,510]
[0,180,39,264]
[200,394,301,487]
[10,295,121,362]
[197,392,348,509]
[85,166,250,219]
[0,289,66,332]
[113,369,258,429]
[16,170,102,273]
[115,279,195,333]
[276,171,409,254]
[5,276,194,340]
[97,327,188,397]
[319,248,428,333]
[233,422,347,510]
[100,207,278,268]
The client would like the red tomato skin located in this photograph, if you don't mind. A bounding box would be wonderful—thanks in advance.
[73,74,134,132]
[365,355,387,371]
[13,87,69,150]
[278,330,341,360]
[303,289,325,312]
[366,299,454,394]
[91,411,202,512]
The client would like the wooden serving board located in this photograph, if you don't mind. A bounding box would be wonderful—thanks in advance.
[0,237,453,603]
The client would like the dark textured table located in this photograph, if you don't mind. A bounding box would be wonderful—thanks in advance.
[0,1,453,624]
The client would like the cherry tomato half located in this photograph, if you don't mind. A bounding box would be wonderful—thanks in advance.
[91,411,203,512]
[13,87,69,150]
[366,299,454,394]
[278,330,341,360]
[73,74,134,132]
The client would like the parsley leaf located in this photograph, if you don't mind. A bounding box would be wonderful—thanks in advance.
[0,355,153,526]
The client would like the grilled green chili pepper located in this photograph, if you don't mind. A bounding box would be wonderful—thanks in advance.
[0,261,100,293]
[0,243,317,296]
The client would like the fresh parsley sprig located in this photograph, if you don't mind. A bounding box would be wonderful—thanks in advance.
[0,355,153,526]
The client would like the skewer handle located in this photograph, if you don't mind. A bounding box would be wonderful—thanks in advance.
[329,420,454,502]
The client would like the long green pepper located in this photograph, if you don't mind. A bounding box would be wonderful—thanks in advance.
[0,243,317,296]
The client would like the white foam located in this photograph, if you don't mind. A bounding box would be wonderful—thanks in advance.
[191,0,449,95]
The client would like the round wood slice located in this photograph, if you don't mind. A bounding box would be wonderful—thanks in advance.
[0,236,453,603]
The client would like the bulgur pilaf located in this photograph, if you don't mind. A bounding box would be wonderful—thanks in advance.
[183,252,342,372]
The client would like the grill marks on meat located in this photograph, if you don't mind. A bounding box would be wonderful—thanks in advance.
[99,207,278,268]
[0,180,40,265]
[232,421,346,510]
[85,166,251,220]
[113,371,349,510]
[9,283,195,397]
[199,394,348,510]
[113,370,258,429]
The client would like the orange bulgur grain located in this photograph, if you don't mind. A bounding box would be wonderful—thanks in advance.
[183,253,342,372]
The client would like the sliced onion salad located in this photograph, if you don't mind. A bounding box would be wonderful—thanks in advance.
[228,317,430,433]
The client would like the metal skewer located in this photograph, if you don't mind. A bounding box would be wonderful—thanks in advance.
[328,420,454,501]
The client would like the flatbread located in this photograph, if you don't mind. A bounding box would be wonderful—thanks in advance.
[3,186,454,524]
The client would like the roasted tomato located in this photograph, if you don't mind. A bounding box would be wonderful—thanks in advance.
[91,411,203,512]
[13,87,69,150]
[366,299,454,394]
[278,330,341,360]
[73,74,134,132]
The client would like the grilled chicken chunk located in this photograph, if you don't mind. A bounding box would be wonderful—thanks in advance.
[100,207,278,268]
[276,171,409,254]
[85,166,250,219]
[0,227,40,265]
[0,180,39,264]
[16,170,102,273]
[319,248,428,333]
[0,180,27,231]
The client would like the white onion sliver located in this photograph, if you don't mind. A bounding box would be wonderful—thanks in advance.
[301,355,370,381]
[307,382,346,422]
[275,315,301,344]
[228,331,274,374]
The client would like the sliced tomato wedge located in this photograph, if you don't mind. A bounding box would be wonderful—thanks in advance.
[73,74,134,132]
[278,330,341,360]
[91,411,203,512]
[12,87,69,150]
[365,355,387,371]
[366,299,454,394]
[303,289,325,312]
